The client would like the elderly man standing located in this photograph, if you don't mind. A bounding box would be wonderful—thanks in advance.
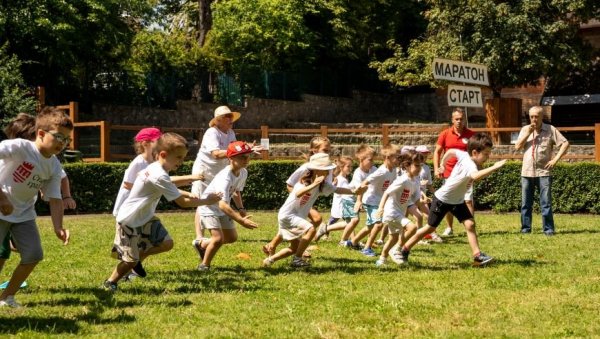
[515,106,569,236]
[433,108,475,236]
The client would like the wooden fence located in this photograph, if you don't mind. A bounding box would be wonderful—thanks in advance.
[58,102,600,163]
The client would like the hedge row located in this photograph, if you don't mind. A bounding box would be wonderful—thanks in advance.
[36,160,600,215]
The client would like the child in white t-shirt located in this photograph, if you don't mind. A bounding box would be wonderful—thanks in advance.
[346,144,399,257]
[315,156,354,241]
[195,141,259,271]
[397,133,507,267]
[340,145,377,247]
[414,145,443,244]
[262,136,331,257]
[102,133,221,292]
[0,107,72,308]
[375,150,423,266]
[263,153,365,268]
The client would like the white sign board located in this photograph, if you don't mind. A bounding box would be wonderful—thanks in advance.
[447,85,483,108]
[432,58,489,86]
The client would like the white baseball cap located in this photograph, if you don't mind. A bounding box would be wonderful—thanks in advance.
[415,145,431,154]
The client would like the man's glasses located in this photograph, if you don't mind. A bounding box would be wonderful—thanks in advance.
[47,131,72,145]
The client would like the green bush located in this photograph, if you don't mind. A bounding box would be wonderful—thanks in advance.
[35,160,600,215]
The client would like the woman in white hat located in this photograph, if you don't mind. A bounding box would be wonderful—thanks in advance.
[262,153,366,268]
[191,106,242,251]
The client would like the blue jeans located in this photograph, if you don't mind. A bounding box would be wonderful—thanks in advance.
[520,176,554,233]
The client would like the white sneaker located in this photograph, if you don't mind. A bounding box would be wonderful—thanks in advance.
[391,253,407,265]
[262,257,274,267]
[442,227,453,236]
[375,239,384,246]
[0,295,22,308]
[417,240,431,245]
[430,233,444,243]
[315,223,328,241]
[375,258,386,267]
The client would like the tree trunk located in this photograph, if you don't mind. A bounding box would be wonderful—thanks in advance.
[198,0,213,47]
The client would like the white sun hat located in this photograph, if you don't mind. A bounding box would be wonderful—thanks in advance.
[415,145,431,154]
[400,145,416,154]
[209,106,241,127]
[306,153,337,171]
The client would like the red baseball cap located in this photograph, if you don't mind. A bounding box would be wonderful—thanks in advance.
[226,141,253,158]
[135,127,162,142]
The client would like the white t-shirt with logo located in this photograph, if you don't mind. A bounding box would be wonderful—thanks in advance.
[434,150,478,204]
[116,162,181,228]
[278,181,336,223]
[112,154,151,216]
[198,165,247,217]
[382,174,420,222]
[192,127,236,179]
[362,164,397,206]
[0,139,63,223]
[344,166,376,204]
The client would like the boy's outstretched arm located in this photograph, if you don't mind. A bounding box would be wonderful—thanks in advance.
[174,191,222,208]
[218,200,258,229]
[471,159,507,181]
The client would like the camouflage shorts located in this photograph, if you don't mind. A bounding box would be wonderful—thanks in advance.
[111,217,172,262]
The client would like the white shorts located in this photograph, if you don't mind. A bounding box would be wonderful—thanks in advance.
[278,216,313,241]
[383,218,412,235]
[201,215,235,230]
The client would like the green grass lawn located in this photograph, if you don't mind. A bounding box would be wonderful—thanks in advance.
[1,211,599,337]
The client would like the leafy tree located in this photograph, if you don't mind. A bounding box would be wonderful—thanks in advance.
[0,0,153,104]
[0,46,36,124]
[371,0,600,95]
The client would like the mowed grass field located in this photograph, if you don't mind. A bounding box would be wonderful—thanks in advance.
[1,211,599,337]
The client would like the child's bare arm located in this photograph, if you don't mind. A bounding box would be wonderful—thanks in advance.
[49,198,69,245]
[437,149,457,177]
[471,159,507,181]
[295,176,324,198]
[375,192,390,218]
[60,176,76,210]
[0,190,14,216]
[231,191,247,217]
[174,191,222,208]
[218,200,258,229]
[170,173,205,187]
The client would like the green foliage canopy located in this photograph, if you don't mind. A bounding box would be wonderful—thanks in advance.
[371,0,600,94]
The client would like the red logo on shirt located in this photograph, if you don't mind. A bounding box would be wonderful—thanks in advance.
[299,192,312,206]
[400,189,410,204]
[382,180,390,191]
[13,162,34,183]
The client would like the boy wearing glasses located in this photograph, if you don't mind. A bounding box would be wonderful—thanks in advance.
[0,107,72,308]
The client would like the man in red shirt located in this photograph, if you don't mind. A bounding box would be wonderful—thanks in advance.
[433,108,475,236]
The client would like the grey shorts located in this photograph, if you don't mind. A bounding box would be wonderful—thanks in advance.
[201,215,235,230]
[0,219,43,264]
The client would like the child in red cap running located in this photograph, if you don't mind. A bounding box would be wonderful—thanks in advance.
[194,141,259,271]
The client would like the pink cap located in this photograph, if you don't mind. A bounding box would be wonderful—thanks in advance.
[135,127,162,142]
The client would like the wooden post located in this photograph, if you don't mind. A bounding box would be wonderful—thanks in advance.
[382,124,390,146]
[69,102,79,150]
[261,125,269,160]
[595,123,600,162]
[320,125,328,138]
[36,86,45,112]
[100,121,111,162]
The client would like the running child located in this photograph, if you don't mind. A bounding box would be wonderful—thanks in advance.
[396,133,507,266]
[263,153,365,268]
[103,133,221,291]
[375,150,423,266]
[195,141,259,271]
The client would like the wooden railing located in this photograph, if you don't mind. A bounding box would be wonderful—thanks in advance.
[57,102,600,163]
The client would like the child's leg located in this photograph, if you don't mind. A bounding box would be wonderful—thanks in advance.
[108,261,136,283]
[341,217,360,241]
[400,223,418,246]
[402,225,436,252]
[444,212,454,230]
[351,227,371,245]
[463,219,481,256]
[325,219,347,233]
[380,232,399,259]
[1,220,42,299]
[139,239,174,261]
[295,227,316,258]
[264,208,319,255]
[270,239,297,263]
[408,205,423,228]
[378,225,389,243]
[194,210,205,240]
[202,228,225,267]
[364,222,382,249]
